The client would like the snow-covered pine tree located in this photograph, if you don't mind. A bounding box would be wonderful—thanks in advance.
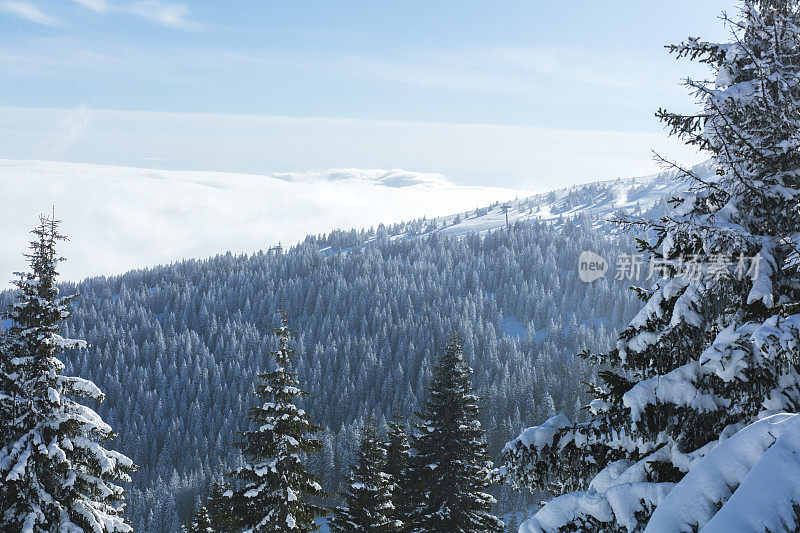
[184,479,234,533]
[207,479,236,532]
[188,505,214,533]
[227,309,327,532]
[501,1,800,530]
[0,215,134,531]
[406,334,503,533]
[0,318,11,452]
[329,416,395,533]
[383,412,411,531]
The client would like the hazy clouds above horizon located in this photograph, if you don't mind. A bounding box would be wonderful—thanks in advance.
[0,106,706,190]
[0,1,733,188]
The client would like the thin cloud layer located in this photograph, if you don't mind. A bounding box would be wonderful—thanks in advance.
[125,1,201,30]
[0,159,528,283]
[70,0,109,12]
[0,1,61,26]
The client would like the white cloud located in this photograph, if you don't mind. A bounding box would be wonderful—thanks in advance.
[68,0,200,29]
[1,1,62,26]
[71,0,110,12]
[0,159,527,282]
[126,1,201,30]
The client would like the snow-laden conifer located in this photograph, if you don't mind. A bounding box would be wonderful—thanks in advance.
[406,334,502,532]
[383,412,411,531]
[329,417,395,533]
[502,1,800,530]
[227,309,327,531]
[188,505,214,533]
[0,319,11,452]
[0,215,134,532]
[206,479,235,533]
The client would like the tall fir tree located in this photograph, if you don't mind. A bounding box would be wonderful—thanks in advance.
[207,478,236,532]
[0,215,134,531]
[0,318,11,453]
[188,505,214,533]
[329,416,395,533]
[383,411,411,532]
[184,479,235,533]
[502,1,800,530]
[406,334,502,533]
[227,309,327,531]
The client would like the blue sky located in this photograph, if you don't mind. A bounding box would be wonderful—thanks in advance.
[0,0,736,188]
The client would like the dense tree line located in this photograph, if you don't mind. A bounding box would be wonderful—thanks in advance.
[0,212,639,531]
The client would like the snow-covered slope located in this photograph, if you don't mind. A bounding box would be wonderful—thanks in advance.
[383,160,713,241]
[0,158,709,283]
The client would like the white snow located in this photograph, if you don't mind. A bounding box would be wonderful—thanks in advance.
[622,361,726,422]
[521,449,676,532]
[746,245,776,307]
[504,414,571,453]
[646,413,800,532]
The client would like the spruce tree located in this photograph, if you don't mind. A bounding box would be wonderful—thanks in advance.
[329,416,395,533]
[383,412,411,531]
[502,1,800,530]
[227,309,327,531]
[207,479,236,532]
[188,505,214,533]
[0,322,11,452]
[406,334,502,532]
[0,215,134,531]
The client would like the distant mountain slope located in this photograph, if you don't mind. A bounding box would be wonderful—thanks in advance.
[0,157,711,284]
[394,160,713,241]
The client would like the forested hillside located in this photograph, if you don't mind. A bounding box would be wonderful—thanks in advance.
[0,205,647,531]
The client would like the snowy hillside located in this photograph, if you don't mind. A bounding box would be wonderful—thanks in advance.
[0,158,709,285]
[357,160,713,244]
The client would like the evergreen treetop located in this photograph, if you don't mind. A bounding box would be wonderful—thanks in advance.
[406,334,502,532]
[329,416,396,533]
[383,411,412,532]
[206,478,236,533]
[227,309,327,532]
[0,214,134,532]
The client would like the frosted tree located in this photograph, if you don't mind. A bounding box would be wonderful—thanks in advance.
[406,334,503,532]
[188,505,213,533]
[502,1,800,530]
[227,309,327,532]
[207,479,236,533]
[329,417,395,533]
[0,320,11,451]
[383,412,411,531]
[183,479,234,533]
[0,215,134,532]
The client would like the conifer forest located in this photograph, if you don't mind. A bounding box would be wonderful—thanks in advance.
[5,1,800,532]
